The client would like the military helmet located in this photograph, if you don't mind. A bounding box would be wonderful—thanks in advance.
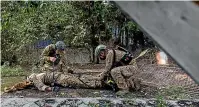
[95,44,107,57]
[55,41,66,50]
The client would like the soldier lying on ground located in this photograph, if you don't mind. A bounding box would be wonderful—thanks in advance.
[5,65,197,95]
[4,70,140,93]
[26,71,102,92]
[39,41,72,73]
[24,71,141,92]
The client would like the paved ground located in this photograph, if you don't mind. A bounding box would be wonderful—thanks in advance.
[1,97,199,107]
[2,87,199,107]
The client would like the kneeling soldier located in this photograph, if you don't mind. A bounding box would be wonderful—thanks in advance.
[94,44,141,92]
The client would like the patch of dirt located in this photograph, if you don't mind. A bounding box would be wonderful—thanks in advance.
[1,76,25,92]
[70,63,105,69]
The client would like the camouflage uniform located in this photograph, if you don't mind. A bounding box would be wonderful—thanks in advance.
[110,65,141,91]
[27,72,102,91]
[97,49,139,91]
[98,49,126,78]
[40,44,70,73]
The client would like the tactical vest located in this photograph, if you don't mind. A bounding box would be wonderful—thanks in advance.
[49,49,56,57]
[104,49,132,92]
[47,46,61,66]
[112,49,133,68]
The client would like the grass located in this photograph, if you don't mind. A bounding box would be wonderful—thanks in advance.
[157,86,191,100]
[156,94,167,107]
[1,65,26,77]
[1,65,30,92]
[123,100,135,106]
[154,86,193,107]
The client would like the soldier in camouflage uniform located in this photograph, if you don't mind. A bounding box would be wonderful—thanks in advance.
[94,45,141,92]
[27,72,102,91]
[39,41,72,73]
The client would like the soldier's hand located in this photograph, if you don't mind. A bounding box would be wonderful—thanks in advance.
[49,57,56,62]
[45,87,52,92]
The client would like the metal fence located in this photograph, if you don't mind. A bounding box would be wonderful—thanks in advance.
[135,50,199,99]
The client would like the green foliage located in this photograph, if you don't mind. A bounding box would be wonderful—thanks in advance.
[154,86,195,106]
[1,65,25,77]
[126,21,139,32]
[156,95,167,107]
[1,1,139,64]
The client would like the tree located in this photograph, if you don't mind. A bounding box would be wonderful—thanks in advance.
[1,1,148,64]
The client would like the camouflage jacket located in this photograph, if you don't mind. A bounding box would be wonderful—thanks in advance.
[39,44,69,72]
[98,49,127,78]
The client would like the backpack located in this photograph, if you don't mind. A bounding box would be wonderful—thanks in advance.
[112,49,133,68]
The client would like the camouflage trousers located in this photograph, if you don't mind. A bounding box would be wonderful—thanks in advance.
[30,72,102,91]
[56,73,102,89]
[110,65,141,91]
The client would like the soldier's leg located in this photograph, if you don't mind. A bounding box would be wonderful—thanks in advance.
[56,74,88,88]
[119,65,138,77]
[56,73,102,89]
[110,67,129,90]
[127,76,141,91]
[118,65,141,91]
[80,75,102,88]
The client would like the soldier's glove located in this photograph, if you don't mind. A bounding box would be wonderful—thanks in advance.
[51,83,60,92]
[107,80,114,84]
[105,80,118,92]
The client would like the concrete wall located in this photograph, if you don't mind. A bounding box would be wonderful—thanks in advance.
[65,48,92,64]
[19,47,93,65]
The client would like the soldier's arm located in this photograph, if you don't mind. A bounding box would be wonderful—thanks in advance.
[58,51,73,73]
[105,50,114,74]
[32,73,50,91]
[60,51,68,67]
[41,45,52,61]
[98,50,114,79]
